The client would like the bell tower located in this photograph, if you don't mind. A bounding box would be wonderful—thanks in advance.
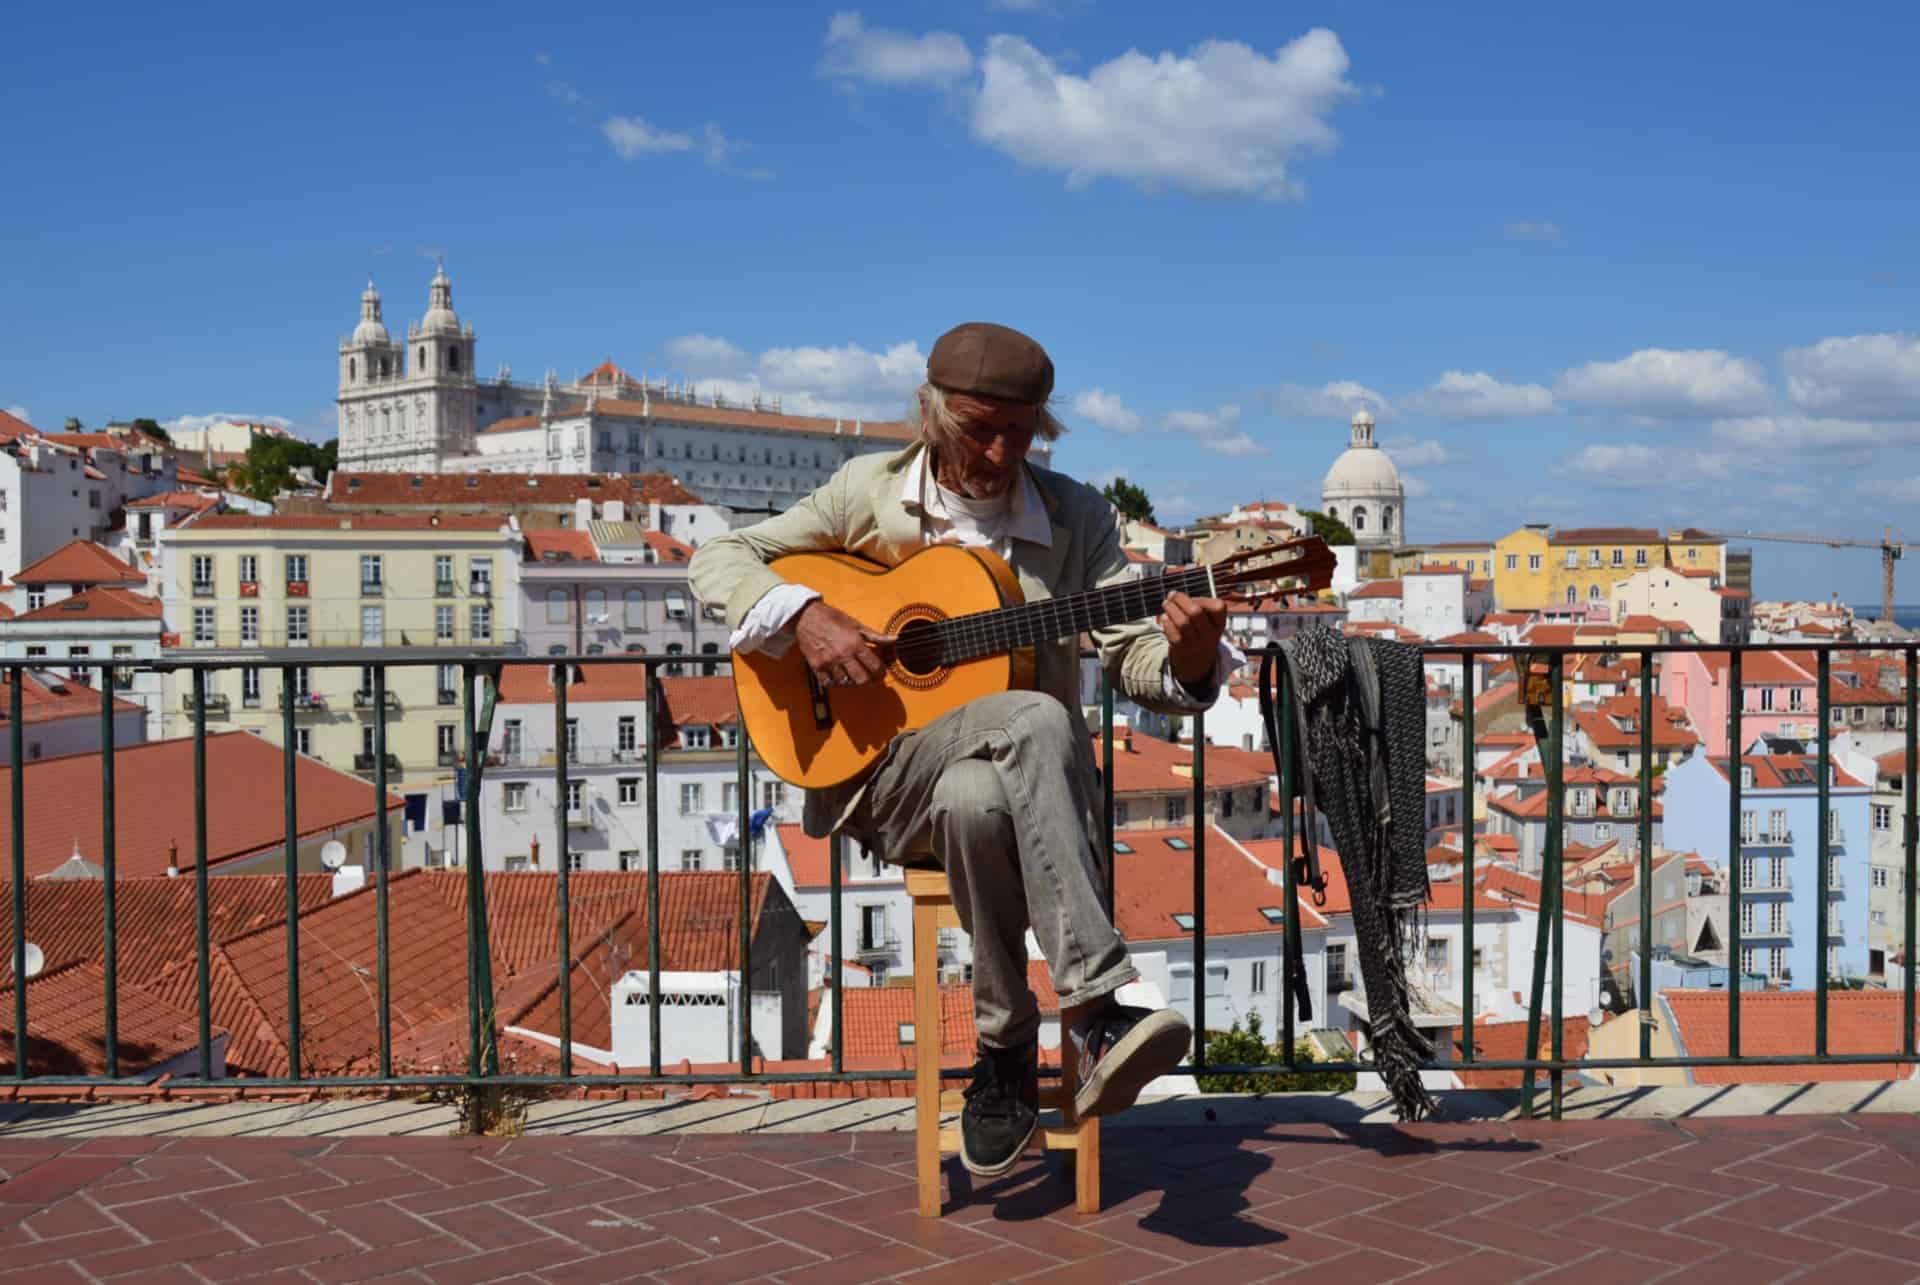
[337,278,405,470]
[404,262,478,468]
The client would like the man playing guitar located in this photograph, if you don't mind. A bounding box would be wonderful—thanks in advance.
[689,323,1235,1178]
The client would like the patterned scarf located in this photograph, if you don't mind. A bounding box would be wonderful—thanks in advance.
[1273,626,1437,1122]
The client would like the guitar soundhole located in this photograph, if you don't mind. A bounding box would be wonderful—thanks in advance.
[891,614,945,684]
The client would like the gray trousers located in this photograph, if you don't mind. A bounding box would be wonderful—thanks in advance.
[851,690,1138,1049]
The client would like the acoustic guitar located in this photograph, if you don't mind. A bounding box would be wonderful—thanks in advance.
[731,536,1336,788]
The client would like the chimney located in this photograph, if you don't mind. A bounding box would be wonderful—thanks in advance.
[165,838,180,878]
[530,835,541,868]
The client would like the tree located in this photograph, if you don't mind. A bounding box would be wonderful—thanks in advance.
[225,435,338,502]
[128,417,171,444]
[62,416,83,432]
[1299,508,1355,547]
[1194,1012,1357,1094]
[1101,477,1156,525]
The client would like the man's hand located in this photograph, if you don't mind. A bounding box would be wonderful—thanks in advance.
[794,600,896,689]
[1159,591,1229,688]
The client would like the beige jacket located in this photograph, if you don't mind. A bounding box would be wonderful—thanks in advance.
[688,443,1202,835]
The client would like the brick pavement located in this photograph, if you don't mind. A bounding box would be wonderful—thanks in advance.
[3,1114,1920,1282]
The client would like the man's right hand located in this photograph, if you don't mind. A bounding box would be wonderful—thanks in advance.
[794,600,896,688]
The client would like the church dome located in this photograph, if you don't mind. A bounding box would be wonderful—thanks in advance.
[351,278,390,345]
[1320,409,1405,546]
[418,264,461,335]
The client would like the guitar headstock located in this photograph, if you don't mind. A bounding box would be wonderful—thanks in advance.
[1205,536,1338,604]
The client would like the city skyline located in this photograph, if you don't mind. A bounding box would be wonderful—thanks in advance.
[5,2,1916,603]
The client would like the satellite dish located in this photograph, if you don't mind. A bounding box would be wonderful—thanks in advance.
[319,840,348,870]
[22,943,44,979]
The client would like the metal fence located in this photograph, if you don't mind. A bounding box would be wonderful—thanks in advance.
[5,639,1917,1120]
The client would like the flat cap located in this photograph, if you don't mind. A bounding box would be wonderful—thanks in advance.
[927,322,1054,404]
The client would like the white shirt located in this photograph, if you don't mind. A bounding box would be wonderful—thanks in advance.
[729,453,1237,704]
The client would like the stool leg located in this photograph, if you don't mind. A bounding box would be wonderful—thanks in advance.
[1061,1003,1100,1214]
[914,898,942,1218]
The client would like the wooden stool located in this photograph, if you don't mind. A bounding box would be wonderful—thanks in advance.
[906,867,1100,1218]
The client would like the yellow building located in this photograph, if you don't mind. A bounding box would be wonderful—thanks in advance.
[1547,527,1672,612]
[1665,528,1727,579]
[1405,540,1497,580]
[1491,526,1553,611]
[158,514,523,784]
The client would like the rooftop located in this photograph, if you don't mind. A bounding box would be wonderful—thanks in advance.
[480,397,917,442]
[327,471,703,507]
[1664,989,1915,1083]
[13,586,165,623]
[12,541,145,588]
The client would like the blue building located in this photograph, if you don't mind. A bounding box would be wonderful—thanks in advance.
[1661,741,1872,988]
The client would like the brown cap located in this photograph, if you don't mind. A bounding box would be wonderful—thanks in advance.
[927,322,1054,404]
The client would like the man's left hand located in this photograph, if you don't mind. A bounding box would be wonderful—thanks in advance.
[1159,591,1229,688]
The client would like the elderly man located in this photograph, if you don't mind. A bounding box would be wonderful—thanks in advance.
[689,323,1233,1177]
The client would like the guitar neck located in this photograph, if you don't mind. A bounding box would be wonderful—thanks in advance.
[935,564,1220,664]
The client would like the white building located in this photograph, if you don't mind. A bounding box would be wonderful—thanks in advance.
[1344,578,1403,626]
[336,271,477,472]
[1401,565,1491,639]
[0,429,179,582]
[1321,409,1406,549]
[0,668,148,766]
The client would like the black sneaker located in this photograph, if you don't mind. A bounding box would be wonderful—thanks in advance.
[958,1041,1039,1178]
[1071,1003,1191,1119]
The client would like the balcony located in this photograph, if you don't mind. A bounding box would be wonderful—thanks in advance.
[468,578,492,598]
[179,691,230,714]
[285,693,327,714]
[352,689,400,711]
[239,580,259,597]
[1741,871,1792,892]
[565,805,594,829]
[437,688,459,706]
[191,581,215,598]
[352,752,401,774]
[359,580,384,597]
[854,932,900,957]
[287,580,309,597]
[434,579,456,598]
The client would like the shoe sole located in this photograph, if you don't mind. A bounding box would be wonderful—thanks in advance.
[958,1112,1039,1179]
[1073,1011,1191,1120]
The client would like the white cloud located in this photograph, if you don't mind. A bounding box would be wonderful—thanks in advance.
[664,334,750,376]
[1782,333,1920,420]
[1264,380,1389,419]
[1382,436,1455,467]
[1709,414,1917,449]
[602,116,693,158]
[1554,348,1772,419]
[547,80,583,106]
[1401,475,1432,498]
[163,412,295,435]
[1557,441,1738,487]
[1401,370,1553,420]
[1504,220,1564,245]
[970,30,1355,199]
[701,124,775,181]
[3,404,29,425]
[1072,389,1143,433]
[820,12,974,87]
[534,52,552,67]
[1162,404,1265,456]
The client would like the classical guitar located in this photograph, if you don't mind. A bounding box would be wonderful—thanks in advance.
[732,536,1335,788]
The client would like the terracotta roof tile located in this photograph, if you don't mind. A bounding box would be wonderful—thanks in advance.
[0,961,211,1077]
[1663,989,1914,1083]
[0,409,37,441]
[124,490,220,512]
[1348,579,1403,600]
[184,514,506,532]
[329,471,702,508]
[523,529,598,562]
[774,824,831,887]
[13,540,145,587]
[0,670,143,727]
[836,961,1061,1069]
[496,661,653,705]
[481,398,917,443]
[656,677,738,740]
[1092,731,1269,794]
[1452,1015,1591,1089]
[0,732,395,878]
[14,587,164,623]
[1549,527,1661,544]
[1118,826,1328,940]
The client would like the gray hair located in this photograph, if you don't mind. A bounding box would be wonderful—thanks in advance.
[912,382,1068,454]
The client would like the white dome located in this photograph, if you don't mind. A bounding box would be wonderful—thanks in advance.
[352,279,390,345]
[419,265,461,335]
[1322,446,1403,496]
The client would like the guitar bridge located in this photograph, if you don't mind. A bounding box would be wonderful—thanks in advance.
[805,667,834,731]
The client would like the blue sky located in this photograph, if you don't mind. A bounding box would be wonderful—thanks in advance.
[4,1,1917,602]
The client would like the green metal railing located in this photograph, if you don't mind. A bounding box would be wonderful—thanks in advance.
[3,639,1917,1119]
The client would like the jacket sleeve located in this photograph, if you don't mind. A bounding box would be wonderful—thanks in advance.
[688,466,852,628]
[1083,496,1199,716]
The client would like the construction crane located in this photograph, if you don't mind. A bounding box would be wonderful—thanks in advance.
[1702,527,1907,623]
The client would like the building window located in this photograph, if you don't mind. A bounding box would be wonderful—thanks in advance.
[1875,804,1893,831]
[617,715,638,755]
[1872,866,1890,888]
[239,605,258,644]
[618,777,640,805]
[624,589,646,627]
[665,590,690,619]
[1769,809,1789,842]
[1382,505,1394,533]
[285,554,307,586]
[504,783,527,812]
[1566,586,1578,604]
[434,555,453,591]
[287,606,310,644]
[469,558,492,595]
[1741,810,1757,844]
[665,643,684,676]
[568,851,586,873]
[619,850,641,872]
[1528,553,1541,571]
[584,588,607,624]
[1351,507,1367,532]
[546,589,568,624]
[680,849,704,871]
[435,605,454,642]
[26,589,44,611]
[1588,583,1603,600]
[241,667,261,706]
[470,605,492,642]
[762,780,786,811]
[1740,946,1755,975]
[294,729,312,756]
[1250,960,1267,994]
[1635,548,1648,566]
[680,783,704,813]
[191,554,214,592]
[193,606,215,645]
[1505,554,1518,571]
[1166,797,1187,824]
[361,605,383,646]
[1610,548,1624,567]
[566,780,584,813]
[1327,943,1351,992]
[360,555,383,592]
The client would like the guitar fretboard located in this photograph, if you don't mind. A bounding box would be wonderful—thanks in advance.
[903,564,1221,668]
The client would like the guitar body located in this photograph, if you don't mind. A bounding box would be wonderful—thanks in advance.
[732,545,1036,789]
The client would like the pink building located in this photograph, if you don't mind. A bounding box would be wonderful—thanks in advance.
[1660,650,1823,757]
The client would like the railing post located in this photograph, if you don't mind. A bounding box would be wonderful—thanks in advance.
[192,668,211,1080]
[99,664,118,1078]
[554,663,572,1079]
[278,667,301,1078]
[1548,653,1566,1119]
[373,663,392,1080]
[1638,649,1654,1061]
[1728,649,1743,1057]
[1278,675,1300,1067]
[736,696,752,1076]
[1816,649,1831,1054]
[1101,674,1115,917]
[646,662,663,1074]
[1460,657,1476,1062]
[10,667,27,1080]
[829,831,844,1075]
[1905,645,1917,1057]
[1191,712,1206,1071]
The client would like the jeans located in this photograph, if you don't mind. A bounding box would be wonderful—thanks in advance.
[851,690,1137,1048]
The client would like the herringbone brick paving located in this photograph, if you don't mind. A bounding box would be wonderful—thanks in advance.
[3,1115,1920,1282]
